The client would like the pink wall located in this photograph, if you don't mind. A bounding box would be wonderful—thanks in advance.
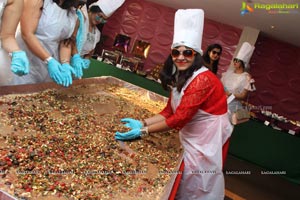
[96,0,241,75]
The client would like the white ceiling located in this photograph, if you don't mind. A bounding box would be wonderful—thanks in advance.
[146,0,300,47]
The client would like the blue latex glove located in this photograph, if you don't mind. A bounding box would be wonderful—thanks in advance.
[115,129,142,141]
[47,58,63,85]
[224,87,228,92]
[121,118,143,129]
[75,10,85,54]
[82,58,90,69]
[71,54,85,78]
[10,51,29,75]
[60,63,75,87]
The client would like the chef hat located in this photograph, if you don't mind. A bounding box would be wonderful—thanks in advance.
[171,9,204,55]
[235,42,255,68]
[91,0,125,17]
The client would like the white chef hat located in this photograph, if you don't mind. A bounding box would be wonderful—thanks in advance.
[91,0,125,17]
[235,42,255,68]
[171,9,204,55]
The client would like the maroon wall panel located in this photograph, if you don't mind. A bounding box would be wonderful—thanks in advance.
[249,34,300,123]
[97,0,175,72]
[97,0,242,74]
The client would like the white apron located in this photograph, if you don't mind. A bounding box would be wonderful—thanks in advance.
[221,69,251,114]
[0,0,14,86]
[81,28,100,56]
[174,68,233,200]
[11,0,77,85]
[0,0,6,18]
[80,7,101,57]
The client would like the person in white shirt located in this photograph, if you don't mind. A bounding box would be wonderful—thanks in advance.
[11,0,80,87]
[221,42,256,118]
[70,0,124,78]
[80,0,124,58]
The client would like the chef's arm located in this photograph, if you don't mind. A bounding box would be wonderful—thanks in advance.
[232,89,248,100]
[20,0,51,61]
[147,120,171,134]
[115,115,171,141]
[143,114,166,126]
[142,114,172,134]
[71,19,80,56]
[0,0,23,53]
[59,40,72,64]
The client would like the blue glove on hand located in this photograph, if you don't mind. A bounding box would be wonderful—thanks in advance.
[47,57,63,85]
[224,87,228,92]
[121,118,143,129]
[10,51,29,75]
[60,63,75,87]
[71,54,85,78]
[82,58,90,69]
[115,129,142,141]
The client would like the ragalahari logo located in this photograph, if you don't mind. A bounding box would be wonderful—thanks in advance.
[241,2,254,15]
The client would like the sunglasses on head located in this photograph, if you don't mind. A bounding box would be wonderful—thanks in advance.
[211,50,221,56]
[171,49,196,58]
[233,58,242,63]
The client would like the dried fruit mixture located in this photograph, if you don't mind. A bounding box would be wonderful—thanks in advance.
[0,83,182,200]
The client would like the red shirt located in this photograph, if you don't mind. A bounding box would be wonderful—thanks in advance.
[160,71,227,130]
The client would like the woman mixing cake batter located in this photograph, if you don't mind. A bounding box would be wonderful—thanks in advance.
[115,9,233,200]
[11,0,81,87]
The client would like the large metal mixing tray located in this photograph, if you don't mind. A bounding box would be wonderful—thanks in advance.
[0,76,182,200]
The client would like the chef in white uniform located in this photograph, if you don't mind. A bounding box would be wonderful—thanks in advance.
[79,0,125,57]
[0,0,29,86]
[70,0,124,78]
[11,0,79,87]
[221,42,256,118]
[115,9,233,200]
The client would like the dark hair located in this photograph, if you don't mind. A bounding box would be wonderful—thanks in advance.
[89,5,102,13]
[52,0,81,10]
[233,58,246,69]
[239,60,246,69]
[202,43,222,74]
[160,53,204,92]
[87,0,98,8]
[78,0,87,8]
